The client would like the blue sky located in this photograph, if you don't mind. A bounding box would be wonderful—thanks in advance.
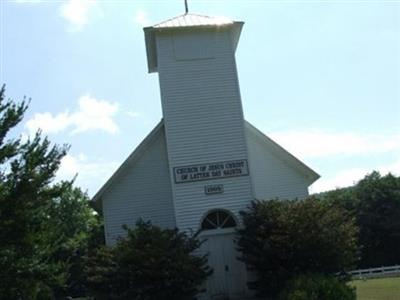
[1,0,399,195]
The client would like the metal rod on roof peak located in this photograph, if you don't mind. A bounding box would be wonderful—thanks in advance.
[184,0,189,14]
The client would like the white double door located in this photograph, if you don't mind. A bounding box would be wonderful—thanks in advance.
[202,230,248,299]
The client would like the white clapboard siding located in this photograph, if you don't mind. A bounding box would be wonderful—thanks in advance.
[156,27,254,231]
[102,127,176,245]
[246,122,312,200]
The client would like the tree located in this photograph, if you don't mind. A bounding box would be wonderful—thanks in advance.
[0,85,70,298]
[237,198,358,298]
[45,184,104,298]
[85,220,212,300]
[319,171,400,267]
[318,186,357,213]
[0,86,105,299]
[354,172,400,267]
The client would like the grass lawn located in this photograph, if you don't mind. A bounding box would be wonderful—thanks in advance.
[351,277,400,300]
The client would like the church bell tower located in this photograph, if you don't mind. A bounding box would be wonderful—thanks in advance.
[144,12,254,231]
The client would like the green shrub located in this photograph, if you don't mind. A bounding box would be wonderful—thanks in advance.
[237,198,358,298]
[85,220,211,300]
[280,273,356,300]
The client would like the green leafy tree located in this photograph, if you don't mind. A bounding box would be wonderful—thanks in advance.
[0,86,102,298]
[354,172,400,267]
[45,184,104,298]
[237,198,358,298]
[320,171,400,267]
[86,220,212,300]
[0,85,69,298]
[319,186,357,213]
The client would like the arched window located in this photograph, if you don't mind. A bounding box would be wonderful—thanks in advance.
[201,210,237,230]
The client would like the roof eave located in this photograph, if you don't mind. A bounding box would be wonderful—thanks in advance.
[144,27,158,73]
[245,121,320,185]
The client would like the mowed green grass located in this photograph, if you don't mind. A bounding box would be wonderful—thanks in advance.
[351,277,400,300]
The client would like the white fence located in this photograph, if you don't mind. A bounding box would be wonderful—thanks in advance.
[349,265,400,279]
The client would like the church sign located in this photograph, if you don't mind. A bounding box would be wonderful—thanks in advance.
[173,159,249,184]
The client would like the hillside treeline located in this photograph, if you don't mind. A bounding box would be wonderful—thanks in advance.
[318,171,400,268]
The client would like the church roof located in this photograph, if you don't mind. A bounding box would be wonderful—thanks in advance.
[245,122,320,184]
[91,120,320,211]
[152,13,234,28]
[91,120,164,211]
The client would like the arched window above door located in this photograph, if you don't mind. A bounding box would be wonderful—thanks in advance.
[201,210,237,230]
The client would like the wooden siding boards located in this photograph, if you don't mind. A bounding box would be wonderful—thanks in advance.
[246,123,311,200]
[101,126,176,245]
[156,28,254,231]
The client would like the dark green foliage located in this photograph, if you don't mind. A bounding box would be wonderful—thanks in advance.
[85,245,118,299]
[46,184,104,298]
[355,172,400,267]
[86,220,212,300]
[0,85,103,299]
[279,273,356,300]
[0,85,69,298]
[319,186,357,213]
[237,198,358,298]
[320,171,400,267]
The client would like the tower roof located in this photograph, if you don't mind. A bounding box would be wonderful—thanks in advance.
[143,13,244,73]
[152,13,234,28]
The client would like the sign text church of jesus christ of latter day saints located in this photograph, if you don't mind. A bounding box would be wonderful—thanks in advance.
[174,159,249,183]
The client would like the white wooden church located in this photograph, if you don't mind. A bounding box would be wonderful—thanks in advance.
[93,11,319,300]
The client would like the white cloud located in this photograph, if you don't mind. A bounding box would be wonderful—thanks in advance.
[58,154,81,178]
[133,9,150,27]
[267,128,400,193]
[70,95,119,134]
[269,129,400,159]
[26,94,119,135]
[58,153,118,192]
[26,112,71,135]
[309,159,400,193]
[60,0,97,31]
